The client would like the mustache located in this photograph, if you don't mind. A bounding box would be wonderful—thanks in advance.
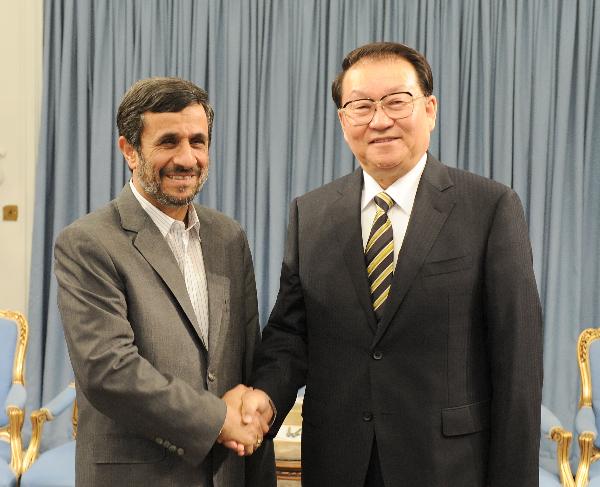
[159,165,203,177]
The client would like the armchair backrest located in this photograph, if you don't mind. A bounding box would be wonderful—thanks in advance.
[578,328,600,437]
[0,310,28,426]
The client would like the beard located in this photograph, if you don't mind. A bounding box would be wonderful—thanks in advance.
[136,152,208,208]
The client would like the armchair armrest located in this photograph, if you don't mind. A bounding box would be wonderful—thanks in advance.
[21,383,75,475]
[540,405,575,487]
[576,406,598,438]
[541,404,562,435]
[43,385,76,420]
[4,383,26,411]
[575,406,599,487]
[3,384,26,476]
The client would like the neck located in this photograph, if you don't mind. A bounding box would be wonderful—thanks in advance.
[160,204,189,222]
[133,179,189,222]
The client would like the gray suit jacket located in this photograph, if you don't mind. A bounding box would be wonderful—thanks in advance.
[252,155,542,487]
[54,185,275,487]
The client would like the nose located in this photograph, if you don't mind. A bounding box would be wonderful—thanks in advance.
[369,103,394,129]
[173,140,197,168]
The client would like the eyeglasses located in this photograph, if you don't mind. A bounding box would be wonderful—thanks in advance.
[338,91,427,126]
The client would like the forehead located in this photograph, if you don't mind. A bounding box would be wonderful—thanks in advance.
[341,57,419,100]
[141,103,208,139]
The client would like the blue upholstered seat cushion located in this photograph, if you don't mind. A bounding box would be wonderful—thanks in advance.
[0,441,10,462]
[589,340,600,448]
[0,460,16,487]
[20,441,75,487]
[589,472,600,487]
[586,457,600,483]
[539,467,563,487]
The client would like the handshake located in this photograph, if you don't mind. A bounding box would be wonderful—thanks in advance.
[217,385,274,456]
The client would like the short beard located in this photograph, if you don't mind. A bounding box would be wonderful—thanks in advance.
[136,152,208,208]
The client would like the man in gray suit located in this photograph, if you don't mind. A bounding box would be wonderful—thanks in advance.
[54,77,275,486]
[244,42,542,486]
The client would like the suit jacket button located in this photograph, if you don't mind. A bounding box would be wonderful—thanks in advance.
[177,448,185,456]
[163,440,171,448]
[155,437,163,445]
[168,445,177,453]
[207,372,216,382]
[372,351,383,360]
[362,412,373,422]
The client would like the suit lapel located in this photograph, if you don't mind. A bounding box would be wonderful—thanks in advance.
[332,169,379,333]
[116,185,206,348]
[196,207,227,361]
[373,155,456,345]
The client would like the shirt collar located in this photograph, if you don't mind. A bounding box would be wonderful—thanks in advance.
[361,153,427,214]
[129,180,200,237]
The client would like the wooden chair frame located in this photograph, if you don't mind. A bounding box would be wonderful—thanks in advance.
[0,310,29,475]
[575,328,600,487]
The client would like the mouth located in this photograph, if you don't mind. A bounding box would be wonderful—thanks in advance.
[165,174,196,181]
[369,137,399,144]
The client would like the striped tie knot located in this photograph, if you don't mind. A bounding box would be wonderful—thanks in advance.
[373,192,394,213]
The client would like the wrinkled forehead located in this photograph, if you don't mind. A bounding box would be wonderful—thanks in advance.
[342,57,419,99]
[140,104,209,139]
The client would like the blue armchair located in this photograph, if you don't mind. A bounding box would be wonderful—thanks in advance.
[574,328,600,487]
[20,384,76,487]
[540,405,575,486]
[0,310,29,485]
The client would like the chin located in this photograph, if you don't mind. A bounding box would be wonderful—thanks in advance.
[373,161,403,170]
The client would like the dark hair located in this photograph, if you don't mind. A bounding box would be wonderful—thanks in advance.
[117,77,214,151]
[331,42,433,108]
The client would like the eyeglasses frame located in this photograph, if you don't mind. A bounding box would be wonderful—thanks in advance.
[338,91,429,126]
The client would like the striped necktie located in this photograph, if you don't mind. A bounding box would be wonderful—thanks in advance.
[365,192,395,321]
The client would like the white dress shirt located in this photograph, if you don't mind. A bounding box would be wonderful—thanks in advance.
[361,153,427,267]
[130,181,210,347]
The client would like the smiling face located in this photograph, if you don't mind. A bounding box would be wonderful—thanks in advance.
[119,103,210,221]
[338,57,437,188]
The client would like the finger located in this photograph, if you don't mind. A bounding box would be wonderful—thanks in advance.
[248,417,265,439]
[231,384,248,394]
[221,440,239,450]
[223,384,248,403]
[241,393,259,424]
[257,413,270,434]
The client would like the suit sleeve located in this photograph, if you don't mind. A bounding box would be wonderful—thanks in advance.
[241,228,261,383]
[241,226,277,487]
[251,199,309,433]
[484,189,543,486]
[54,224,226,467]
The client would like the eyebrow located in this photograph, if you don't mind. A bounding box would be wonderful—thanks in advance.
[189,133,208,144]
[346,86,413,98]
[155,132,208,145]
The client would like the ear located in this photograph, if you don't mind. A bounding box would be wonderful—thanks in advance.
[425,95,438,132]
[118,136,138,171]
[337,110,350,144]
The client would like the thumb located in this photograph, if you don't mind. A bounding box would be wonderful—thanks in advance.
[241,394,258,424]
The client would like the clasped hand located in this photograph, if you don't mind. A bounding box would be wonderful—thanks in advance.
[217,384,274,456]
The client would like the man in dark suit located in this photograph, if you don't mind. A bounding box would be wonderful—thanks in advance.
[244,42,543,486]
[54,78,275,486]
